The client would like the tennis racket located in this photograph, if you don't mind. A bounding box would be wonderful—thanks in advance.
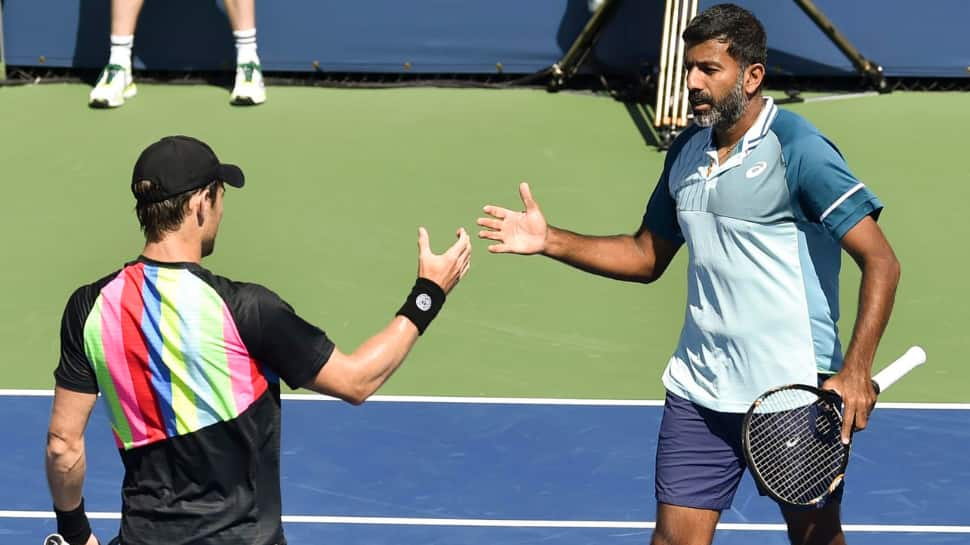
[741,346,927,507]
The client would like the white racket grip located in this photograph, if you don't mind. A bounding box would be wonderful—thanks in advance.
[872,346,927,394]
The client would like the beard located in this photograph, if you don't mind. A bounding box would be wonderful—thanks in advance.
[689,71,749,130]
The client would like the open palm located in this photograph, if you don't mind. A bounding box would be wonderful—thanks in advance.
[416,226,472,294]
[477,182,548,255]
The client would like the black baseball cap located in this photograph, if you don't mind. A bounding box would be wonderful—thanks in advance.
[131,136,245,203]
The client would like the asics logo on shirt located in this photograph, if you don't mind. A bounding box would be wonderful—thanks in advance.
[746,161,768,179]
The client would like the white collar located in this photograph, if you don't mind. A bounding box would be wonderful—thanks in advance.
[703,96,778,171]
[698,97,778,178]
[740,95,777,154]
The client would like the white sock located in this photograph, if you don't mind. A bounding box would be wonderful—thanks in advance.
[233,28,259,65]
[108,34,133,70]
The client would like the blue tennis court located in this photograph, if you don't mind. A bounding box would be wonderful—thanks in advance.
[2,393,967,544]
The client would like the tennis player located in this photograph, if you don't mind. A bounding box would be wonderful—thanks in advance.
[478,4,899,545]
[44,135,471,545]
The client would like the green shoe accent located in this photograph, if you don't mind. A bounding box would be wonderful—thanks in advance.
[238,62,262,82]
[100,64,127,85]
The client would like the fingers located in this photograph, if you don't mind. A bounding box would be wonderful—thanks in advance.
[846,401,869,442]
[419,227,474,259]
[482,205,511,220]
[415,227,472,293]
[819,377,851,443]
[476,217,502,231]
[417,226,431,257]
[446,227,471,257]
[457,231,472,279]
[478,229,504,242]
[840,399,871,444]
[484,183,537,218]
[853,407,869,434]
[840,410,854,445]
[827,384,855,444]
[519,182,538,211]
[448,228,472,286]
[456,229,472,261]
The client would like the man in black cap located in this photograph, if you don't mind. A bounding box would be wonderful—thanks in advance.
[44,135,472,545]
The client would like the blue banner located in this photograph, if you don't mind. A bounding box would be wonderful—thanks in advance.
[2,0,967,77]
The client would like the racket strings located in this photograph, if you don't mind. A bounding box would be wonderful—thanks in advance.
[747,389,845,504]
[753,416,841,492]
[752,429,842,501]
[751,402,843,500]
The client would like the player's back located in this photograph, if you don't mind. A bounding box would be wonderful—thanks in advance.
[62,256,285,545]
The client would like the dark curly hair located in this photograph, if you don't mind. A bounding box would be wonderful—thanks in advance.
[682,3,767,69]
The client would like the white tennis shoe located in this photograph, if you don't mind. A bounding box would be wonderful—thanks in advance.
[230,62,266,106]
[88,64,137,108]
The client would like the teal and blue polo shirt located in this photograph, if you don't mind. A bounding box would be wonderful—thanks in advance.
[644,97,883,412]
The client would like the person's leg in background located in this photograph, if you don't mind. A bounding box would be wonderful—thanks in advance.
[224,0,266,105]
[89,0,143,108]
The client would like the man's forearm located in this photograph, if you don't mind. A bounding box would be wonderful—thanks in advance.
[543,226,660,283]
[350,317,421,401]
[306,316,422,406]
[46,436,87,510]
[843,253,901,372]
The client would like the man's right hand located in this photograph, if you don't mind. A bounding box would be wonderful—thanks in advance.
[416,226,471,294]
[477,182,548,255]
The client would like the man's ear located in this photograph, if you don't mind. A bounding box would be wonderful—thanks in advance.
[745,63,765,95]
[189,191,206,227]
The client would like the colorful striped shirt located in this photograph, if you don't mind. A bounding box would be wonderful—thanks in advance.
[56,256,334,545]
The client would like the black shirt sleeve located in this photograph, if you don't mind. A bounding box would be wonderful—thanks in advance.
[54,286,100,394]
[234,284,335,390]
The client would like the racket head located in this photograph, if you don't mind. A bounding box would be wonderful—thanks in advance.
[742,383,849,507]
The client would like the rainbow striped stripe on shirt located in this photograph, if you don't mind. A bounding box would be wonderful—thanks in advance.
[82,262,268,450]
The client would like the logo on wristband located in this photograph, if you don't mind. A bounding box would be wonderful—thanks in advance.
[416,293,432,311]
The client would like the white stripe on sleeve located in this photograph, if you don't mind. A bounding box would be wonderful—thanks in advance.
[819,182,865,222]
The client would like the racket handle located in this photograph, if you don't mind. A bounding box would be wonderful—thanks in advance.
[872,346,927,394]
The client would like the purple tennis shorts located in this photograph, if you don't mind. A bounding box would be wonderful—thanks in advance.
[655,390,844,511]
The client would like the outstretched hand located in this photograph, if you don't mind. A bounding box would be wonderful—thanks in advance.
[416,226,471,294]
[477,182,548,255]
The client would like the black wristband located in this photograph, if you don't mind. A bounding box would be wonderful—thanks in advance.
[54,498,92,545]
[396,277,446,335]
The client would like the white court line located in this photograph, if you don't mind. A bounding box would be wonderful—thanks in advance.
[1,511,968,533]
[2,390,967,409]
[804,92,880,103]
[0,389,56,397]
[283,394,665,406]
[873,402,970,410]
